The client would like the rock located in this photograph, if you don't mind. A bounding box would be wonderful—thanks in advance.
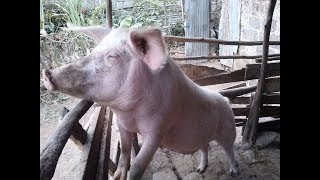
[255,131,279,149]
[183,172,203,180]
[152,169,178,180]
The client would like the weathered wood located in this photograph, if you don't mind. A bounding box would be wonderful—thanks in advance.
[258,119,280,133]
[58,107,87,150]
[76,106,106,180]
[172,54,280,61]
[113,140,121,166]
[133,133,141,156]
[108,159,117,176]
[235,117,247,123]
[164,36,280,46]
[40,100,94,180]
[184,0,210,62]
[179,63,225,80]
[245,62,280,80]
[255,56,280,63]
[265,77,280,93]
[222,82,247,90]
[194,68,245,86]
[242,0,278,148]
[230,96,251,104]
[263,93,280,104]
[96,107,113,180]
[219,85,257,98]
[106,0,112,28]
[232,106,280,117]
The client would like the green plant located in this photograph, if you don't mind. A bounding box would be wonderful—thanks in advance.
[54,0,86,26]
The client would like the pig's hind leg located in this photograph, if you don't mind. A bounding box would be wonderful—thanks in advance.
[216,136,239,176]
[197,145,209,173]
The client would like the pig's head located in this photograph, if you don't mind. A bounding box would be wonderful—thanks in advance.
[42,26,168,105]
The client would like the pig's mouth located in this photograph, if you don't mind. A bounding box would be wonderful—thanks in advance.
[42,69,56,91]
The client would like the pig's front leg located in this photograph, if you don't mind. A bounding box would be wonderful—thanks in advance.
[128,133,161,180]
[113,123,133,180]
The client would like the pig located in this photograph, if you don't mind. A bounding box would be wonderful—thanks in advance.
[42,26,239,180]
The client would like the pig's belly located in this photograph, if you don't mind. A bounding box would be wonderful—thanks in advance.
[161,118,217,154]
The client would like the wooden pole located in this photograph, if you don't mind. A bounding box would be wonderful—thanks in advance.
[106,0,112,28]
[164,36,280,46]
[172,54,280,61]
[242,0,277,148]
[40,100,94,180]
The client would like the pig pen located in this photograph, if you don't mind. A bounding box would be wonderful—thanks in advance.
[40,0,280,179]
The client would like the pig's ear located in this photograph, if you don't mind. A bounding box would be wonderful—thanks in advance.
[128,28,167,71]
[63,24,111,42]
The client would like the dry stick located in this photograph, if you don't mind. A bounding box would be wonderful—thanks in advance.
[172,54,280,61]
[164,36,280,46]
[242,0,277,148]
[40,100,94,180]
[106,0,112,28]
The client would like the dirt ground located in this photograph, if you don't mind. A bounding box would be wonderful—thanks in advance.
[40,85,280,180]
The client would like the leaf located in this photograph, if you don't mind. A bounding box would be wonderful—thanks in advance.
[119,16,133,28]
[131,22,143,28]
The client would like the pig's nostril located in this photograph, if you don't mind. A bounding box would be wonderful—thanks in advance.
[42,69,52,80]
[42,69,55,91]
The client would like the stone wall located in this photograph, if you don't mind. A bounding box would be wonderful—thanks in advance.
[234,0,280,69]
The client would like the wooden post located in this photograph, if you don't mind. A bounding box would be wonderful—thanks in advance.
[59,107,87,150]
[40,100,94,180]
[106,0,112,28]
[242,0,277,148]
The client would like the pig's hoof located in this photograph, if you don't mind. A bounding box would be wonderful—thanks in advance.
[196,165,207,174]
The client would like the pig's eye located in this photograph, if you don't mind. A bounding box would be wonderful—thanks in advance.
[107,53,119,59]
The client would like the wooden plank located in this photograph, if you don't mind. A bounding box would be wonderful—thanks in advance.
[255,56,280,63]
[164,36,280,46]
[194,68,245,86]
[232,106,280,117]
[184,0,210,63]
[258,119,280,133]
[59,107,87,150]
[40,100,94,180]
[178,63,225,80]
[219,85,257,98]
[76,106,106,180]
[245,62,280,80]
[222,82,247,90]
[96,107,113,180]
[230,96,251,104]
[265,77,280,93]
[263,94,280,104]
[173,54,280,61]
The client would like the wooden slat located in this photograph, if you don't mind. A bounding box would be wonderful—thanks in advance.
[232,106,280,117]
[76,106,106,180]
[222,82,247,90]
[258,118,280,133]
[230,96,251,104]
[265,77,280,93]
[219,85,257,98]
[194,68,245,86]
[245,62,280,80]
[179,63,225,80]
[255,56,280,63]
[40,100,94,180]
[263,94,280,104]
[96,107,113,180]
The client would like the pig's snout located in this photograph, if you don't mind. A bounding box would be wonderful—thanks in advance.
[42,69,55,91]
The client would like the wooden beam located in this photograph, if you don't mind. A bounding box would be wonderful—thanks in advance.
[263,93,280,104]
[106,0,112,28]
[164,36,280,46]
[58,107,87,150]
[76,106,106,180]
[173,54,280,61]
[194,68,245,86]
[265,77,280,93]
[40,100,94,180]
[96,107,113,180]
[245,62,280,80]
[230,96,251,104]
[232,106,280,117]
[255,56,280,63]
[219,85,257,98]
[242,0,278,148]
[178,63,225,80]
[222,82,247,90]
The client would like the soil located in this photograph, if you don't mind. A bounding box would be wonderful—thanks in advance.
[40,88,279,180]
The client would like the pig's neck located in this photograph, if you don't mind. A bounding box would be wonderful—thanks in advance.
[107,57,174,113]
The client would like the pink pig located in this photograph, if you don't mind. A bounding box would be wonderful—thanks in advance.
[42,26,239,180]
